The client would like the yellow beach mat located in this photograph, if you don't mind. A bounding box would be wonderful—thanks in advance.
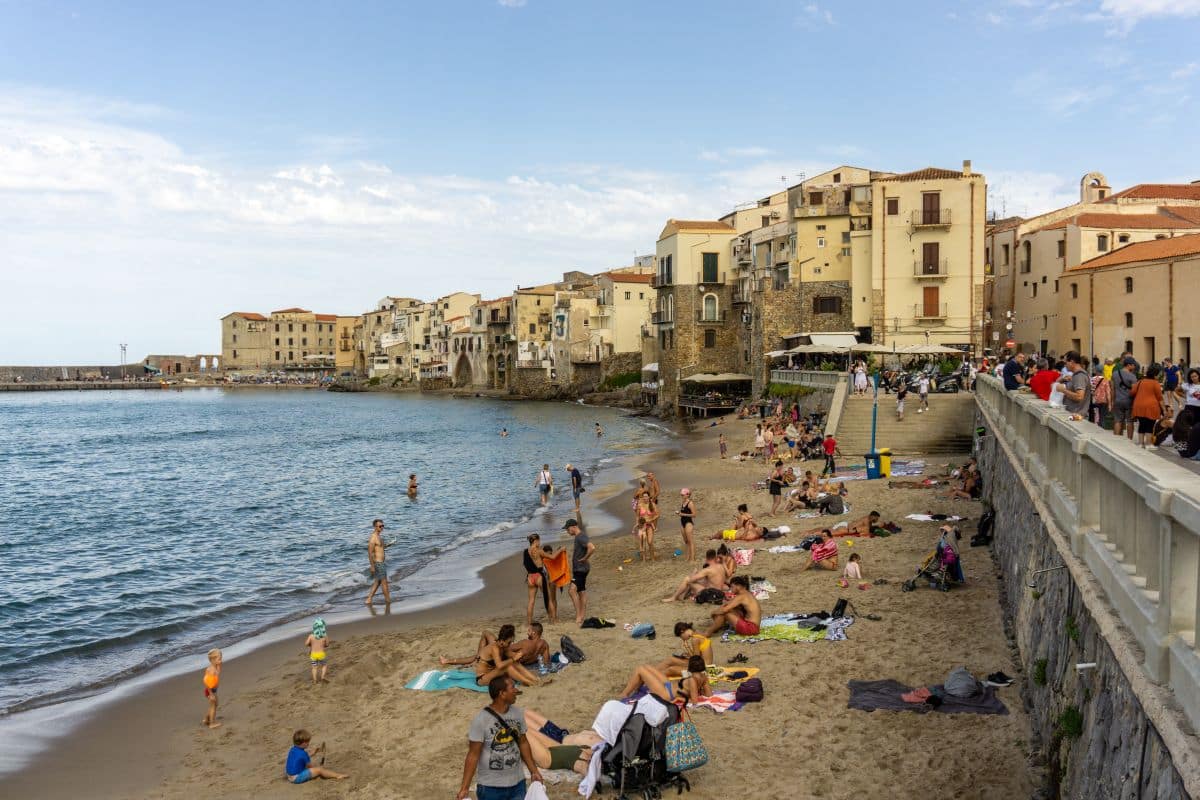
[707,666,760,683]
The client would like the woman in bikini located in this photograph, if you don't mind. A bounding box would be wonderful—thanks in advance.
[656,622,716,677]
[438,625,549,687]
[523,534,556,625]
[618,656,712,706]
[676,488,696,561]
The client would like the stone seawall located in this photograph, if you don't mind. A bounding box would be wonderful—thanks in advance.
[975,415,1195,799]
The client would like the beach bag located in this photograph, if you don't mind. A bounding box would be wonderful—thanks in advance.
[664,708,708,773]
[735,678,764,703]
[831,598,848,619]
[630,623,656,640]
[694,588,725,605]
[560,635,586,663]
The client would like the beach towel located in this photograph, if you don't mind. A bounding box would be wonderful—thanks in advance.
[404,669,487,693]
[733,549,754,566]
[544,550,572,587]
[689,690,742,713]
[847,679,1008,715]
[707,666,761,684]
[905,514,966,522]
[766,545,806,554]
[721,616,854,644]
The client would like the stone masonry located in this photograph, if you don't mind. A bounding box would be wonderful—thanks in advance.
[658,284,740,411]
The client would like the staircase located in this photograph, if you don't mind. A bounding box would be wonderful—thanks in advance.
[834,391,976,456]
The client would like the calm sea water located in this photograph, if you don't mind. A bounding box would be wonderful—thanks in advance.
[0,389,668,716]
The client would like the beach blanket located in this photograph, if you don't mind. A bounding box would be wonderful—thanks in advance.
[733,548,755,566]
[765,544,806,554]
[721,616,854,644]
[405,669,487,693]
[543,550,572,587]
[905,514,967,522]
[707,666,760,684]
[847,679,1008,715]
[689,690,742,713]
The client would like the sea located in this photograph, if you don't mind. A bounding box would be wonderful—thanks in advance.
[0,388,671,719]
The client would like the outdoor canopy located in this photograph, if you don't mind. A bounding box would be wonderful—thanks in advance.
[641,362,659,372]
[682,372,753,383]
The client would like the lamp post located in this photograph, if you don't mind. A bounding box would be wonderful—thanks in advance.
[119,343,127,380]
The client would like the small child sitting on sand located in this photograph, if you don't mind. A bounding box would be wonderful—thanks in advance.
[305,617,329,684]
[838,553,868,590]
[285,729,348,784]
[202,648,222,729]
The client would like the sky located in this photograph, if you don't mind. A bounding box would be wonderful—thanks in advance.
[1,0,1198,364]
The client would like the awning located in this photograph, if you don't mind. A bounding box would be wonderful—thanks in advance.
[765,350,790,358]
[810,333,860,348]
[682,372,753,383]
[642,362,659,373]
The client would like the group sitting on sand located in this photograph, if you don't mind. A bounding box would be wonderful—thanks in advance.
[439,624,554,688]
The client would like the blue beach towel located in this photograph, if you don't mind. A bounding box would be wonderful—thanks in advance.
[404,669,488,693]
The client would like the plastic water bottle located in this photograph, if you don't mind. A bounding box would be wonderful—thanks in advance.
[537,655,547,676]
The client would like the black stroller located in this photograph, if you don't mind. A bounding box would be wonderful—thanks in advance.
[599,697,692,799]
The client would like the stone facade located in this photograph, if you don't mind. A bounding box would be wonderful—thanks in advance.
[975,415,1194,799]
[601,351,641,383]
[657,284,741,410]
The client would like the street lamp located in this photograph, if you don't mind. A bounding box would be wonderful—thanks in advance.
[119,343,127,380]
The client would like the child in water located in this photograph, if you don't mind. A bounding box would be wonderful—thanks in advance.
[202,648,222,728]
[305,618,329,684]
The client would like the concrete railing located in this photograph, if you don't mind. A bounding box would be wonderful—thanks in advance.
[976,374,1200,730]
[768,369,842,389]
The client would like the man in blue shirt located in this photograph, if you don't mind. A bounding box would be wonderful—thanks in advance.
[285,729,347,784]
[1002,353,1027,391]
[1164,358,1180,411]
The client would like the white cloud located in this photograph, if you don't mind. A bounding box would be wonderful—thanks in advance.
[984,12,1007,25]
[497,0,527,7]
[698,146,772,163]
[1089,0,1200,34]
[1012,70,1113,116]
[797,3,835,27]
[1171,62,1200,80]
[982,169,1079,219]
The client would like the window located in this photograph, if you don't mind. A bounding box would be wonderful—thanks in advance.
[374,317,380,324]
[302,338,307,346]
[813,296,842,314]
[1125,313,1133,327]
[702,252,719,283]
[1042,316,1048,330]
[624,291,631,300]
[289,323,294,332]
[832,172,841,183]
[288,337,294,346]
[275,337,280,346]
[840,247,851,256]
[232,349,238,359]
[274,323,279,332]
[443,303,449,309]
[886,198,899,215]
[1125,277,1133,293]
[1002,244,1010,265]
[1071,317,1077,330]
[1125,339,1133,353]
[1054,280,1059,292]
[1071,283,1078,299]
[1057,240,1065,258]
[1042,275,1047,283]
[704,329,716,348]
[985,247,990,264]
[816,224,826,231]
[639,292,644,299]
[232,334,238,343]
[809,191,823,205]
[702,294,718,321]
[667,295,674,321]
[288,351,294,361]
[529,323,536,335]
[1032,284,1038,298]
[817,237,826,248]
[302,324,307,332]
[1118,234,1130,243]
[275,351,280,360]
[761,215,770,227]
[1097,234,1109,252]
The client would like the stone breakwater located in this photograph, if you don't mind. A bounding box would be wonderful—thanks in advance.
[975,412,1196,799]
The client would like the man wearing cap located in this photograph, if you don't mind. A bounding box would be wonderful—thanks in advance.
[1111,357,1139,440]
[566,463,584,513]
[563,519,594,625]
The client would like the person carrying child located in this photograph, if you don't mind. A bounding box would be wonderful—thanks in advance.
[305,618,329,684]
[285,729,348,784]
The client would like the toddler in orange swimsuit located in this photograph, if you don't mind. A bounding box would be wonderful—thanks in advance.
[202,648,222,728]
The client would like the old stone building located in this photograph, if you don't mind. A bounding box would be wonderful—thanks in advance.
[221,307,343,373]
[220,312,271,370]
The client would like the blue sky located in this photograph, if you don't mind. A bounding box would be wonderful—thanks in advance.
[1,0,1197,363]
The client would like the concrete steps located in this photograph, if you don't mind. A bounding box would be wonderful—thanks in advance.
[835,392,977,456]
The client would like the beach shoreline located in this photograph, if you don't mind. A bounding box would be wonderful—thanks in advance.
[7,415,1038,799]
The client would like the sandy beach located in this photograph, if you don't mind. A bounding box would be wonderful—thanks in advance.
[10,415,1036,799]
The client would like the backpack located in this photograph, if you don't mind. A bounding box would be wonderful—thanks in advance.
[1092,376,1110,405]
[735,678,764,703]
[559,635,586,663]
[694,588,725,605]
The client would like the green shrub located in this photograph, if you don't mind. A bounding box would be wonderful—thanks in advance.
[1065,617,1080,643]
[766,383,816,400]
[1034,658,1048,686]
[1056,706,1083,739]
[1031,590,1042,600]
[367,376,381,386]
[600,371,640,391]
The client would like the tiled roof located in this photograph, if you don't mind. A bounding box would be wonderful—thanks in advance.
[987,216,1024,233]
[1036,212,1200,233]
[228,312,268,321]
[445,315,466,322]
[658,219,736,239]
[1069,233,1200,271]
[875,167,964,182]
[1105,183,1200,202]
[1162,205,1200,225]
[270,307,310,314]
[604,271,652,283]
[314,313,337,321]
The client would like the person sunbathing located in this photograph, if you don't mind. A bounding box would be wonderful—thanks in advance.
[656,622,716,676]
[784,481,820,512]
[703,576,761,637]
[439,624,550,687]
[508,622,551,667]
[619,655,712,706]
[943,469,981,500]
[662,550,728,602]
[521,709,602,775]
[799,530,839,572]
[711,504,763,541]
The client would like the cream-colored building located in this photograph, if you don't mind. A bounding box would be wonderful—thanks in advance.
[592,271,653,357]
[1055,233,1200,364]
[220,312,271,370]
[221,307,342,373]
[335,315,358,375]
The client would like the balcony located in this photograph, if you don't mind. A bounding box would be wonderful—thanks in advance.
[913,259,950,279]
[914,303,949,320]
[731,287,751,305]
[695,309,728,325]
[650,273,673,289]
[850,217,872,232]
[696,271,725,286]
[911,209,952,227]
[651,310,670,325]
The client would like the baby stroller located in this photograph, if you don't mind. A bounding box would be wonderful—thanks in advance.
[902,536,965,593]
[599,697,691,799]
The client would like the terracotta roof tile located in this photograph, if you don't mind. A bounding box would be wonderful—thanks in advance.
[658,219,737,239]
[1070,233,1200,271]
[228,312,268,321]
[314,313,337,321]
[987,216,1024,233]
[1031,211,1200,234]
[1105,183,1200,202]
[1162,205,1200,225]
[604,271,652,283]
[875,167,964,182]
[270,307,310,314]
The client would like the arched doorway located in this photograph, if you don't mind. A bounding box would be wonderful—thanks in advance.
[453,353,473,387]
[487,354,497,388]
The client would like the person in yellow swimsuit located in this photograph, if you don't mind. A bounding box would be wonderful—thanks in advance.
[656,622,716,677]
[305,618,329,684]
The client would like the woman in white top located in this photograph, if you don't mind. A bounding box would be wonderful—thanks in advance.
[1175,368,1200,431]
[535,463,553,507]
[854,365,868,396]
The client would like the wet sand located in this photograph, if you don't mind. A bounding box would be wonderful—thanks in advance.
[8,415,1036,799]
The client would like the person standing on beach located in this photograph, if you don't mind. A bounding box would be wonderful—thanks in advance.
[523,534,556,626]
[305,618,329,684]
[718,432,727,459]
[202,648,222,729]
[365,519,391,606]
[645,471,660,504]
[456,676,543,800]
[566,463,584,513]
[821,433,841,477]
[563,519,594,625]
[676,488,696,561]
[535,464,553,507]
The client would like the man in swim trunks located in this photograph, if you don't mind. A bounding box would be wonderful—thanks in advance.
[703,575,761,637]
[365,518,391,606]
[645,471,660,504]
[661,549,727,602]
[566,463,584,513]
[564,519,594,625]
[509,622,551,669]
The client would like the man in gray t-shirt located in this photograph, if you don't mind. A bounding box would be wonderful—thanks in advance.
[564,519,595,625]
[1058,352,1092,415]
[457,676,540,800]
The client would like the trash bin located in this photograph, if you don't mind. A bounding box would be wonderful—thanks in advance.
[864,452,882,480]
[878,447,892,477]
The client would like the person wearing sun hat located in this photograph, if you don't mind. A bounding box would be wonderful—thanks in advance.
[305,617,329,684]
